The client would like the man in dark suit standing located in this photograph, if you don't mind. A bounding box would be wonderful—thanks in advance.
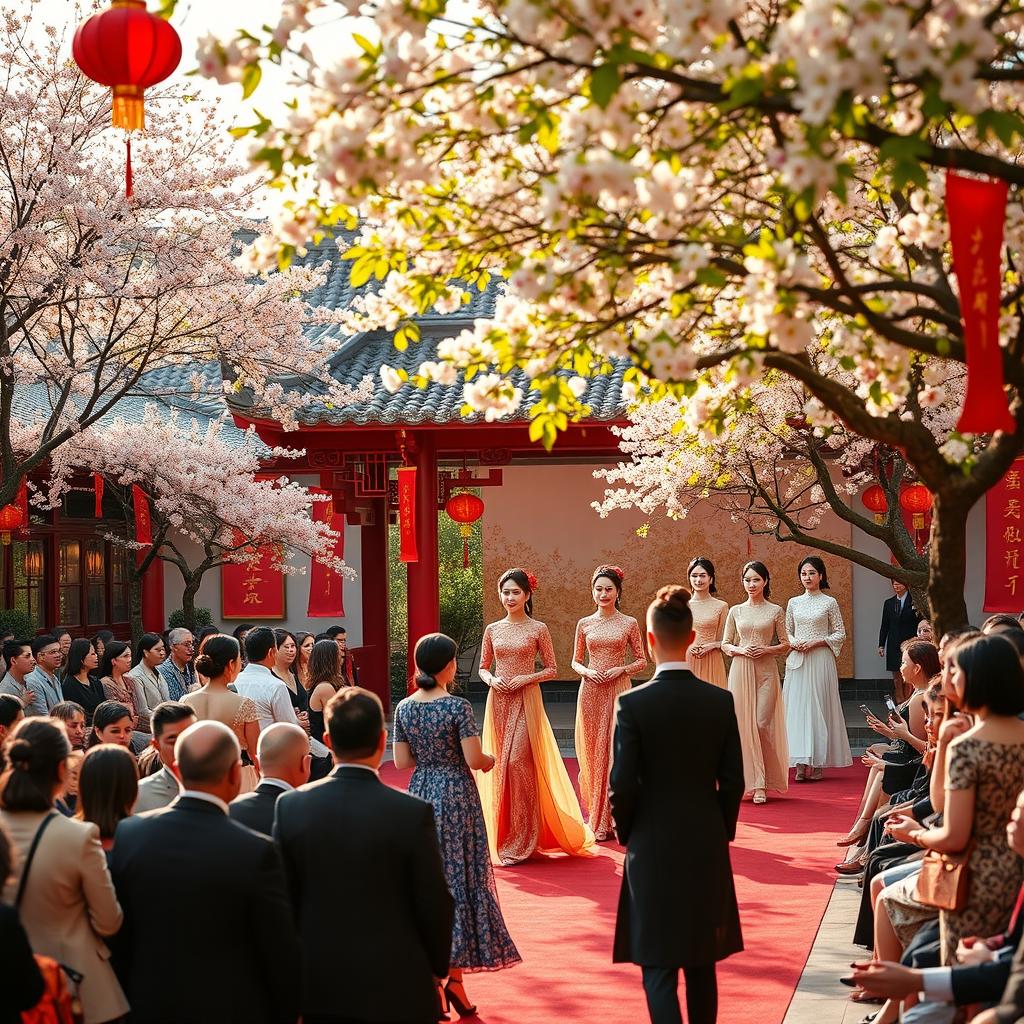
[110,721,301,1024]
[610,585,745,1024]
[230,722,311,837]
[275,688,453,1024]
[878,579,921,701]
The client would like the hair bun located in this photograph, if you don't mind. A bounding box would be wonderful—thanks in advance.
[7,738,32,769]
[669,588,691,606]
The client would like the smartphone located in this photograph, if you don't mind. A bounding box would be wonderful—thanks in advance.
[859,703,873,717]
[885,696,899,715]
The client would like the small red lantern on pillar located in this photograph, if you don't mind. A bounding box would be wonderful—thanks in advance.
[445,492,484,567]
[0,502,24,545]
[861,484,888,524]
[899,482,934,531]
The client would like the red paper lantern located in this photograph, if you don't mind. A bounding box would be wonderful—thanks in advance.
[861,484,888,524]
[0,503,24,545]
[72,1,182,132]
[900,482,934,530]
[446,492,484,567]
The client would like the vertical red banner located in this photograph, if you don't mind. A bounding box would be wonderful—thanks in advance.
[946,172,1014,434]
[307,488,346,618]
[985,458,1024,611]
[93,473,105,518]
[132,485,152,546]
[222,531,286,619]
[397,466,418,563]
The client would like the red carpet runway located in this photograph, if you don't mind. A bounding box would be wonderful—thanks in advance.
[381,761,864,1024]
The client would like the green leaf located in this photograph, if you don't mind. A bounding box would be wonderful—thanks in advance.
[352,33,381,58]
[241,63,262,100]
[977,110,1024,147]
[695,266,727,288]
[155,0,178,18]
[589,63,621,110]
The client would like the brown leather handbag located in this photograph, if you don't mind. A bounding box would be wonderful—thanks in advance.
[914,845,972,911]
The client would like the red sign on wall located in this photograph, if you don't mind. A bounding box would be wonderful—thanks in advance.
[222,533,285,620]
[984,459,1024,611]
[307,489,346,618]
[397,466,418,563]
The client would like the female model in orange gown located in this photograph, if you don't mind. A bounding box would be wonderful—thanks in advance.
[477,568,593,865]
[686,557,729,688]
[571,565,646,840]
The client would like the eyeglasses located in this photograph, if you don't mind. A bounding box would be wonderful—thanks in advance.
[175,641,195,649]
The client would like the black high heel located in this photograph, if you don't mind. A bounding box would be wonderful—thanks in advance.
[436,982,450,1021]
[444,981,478,1018]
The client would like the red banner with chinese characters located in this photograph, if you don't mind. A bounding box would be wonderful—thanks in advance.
[397,465,418,563]
[93,473,104,518]
[946,172,1015,435]
[307,488,346,618]
[222,531,285,620]
[132,485,152,546]
[985,459,1024,611]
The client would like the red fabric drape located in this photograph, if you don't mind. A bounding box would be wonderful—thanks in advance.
[984,459,1024,611]
[307,488,346,618]
[222,530,285,619]
[397,466,418,563]
[131,484,152,546]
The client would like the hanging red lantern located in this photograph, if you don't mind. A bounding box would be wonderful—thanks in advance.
[900,482,934,531]
[446,491,485,568]
[0,502,24,545]
[861,484,888,524]
[72,1,182,132]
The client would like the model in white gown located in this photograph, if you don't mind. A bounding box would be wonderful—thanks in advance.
[783,585,852,779]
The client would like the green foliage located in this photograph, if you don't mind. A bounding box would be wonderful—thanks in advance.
[167,607,214,631]
[0,607,35,640]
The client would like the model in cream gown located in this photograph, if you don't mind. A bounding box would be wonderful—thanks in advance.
[722,599,790,800]
[689,597,729,688]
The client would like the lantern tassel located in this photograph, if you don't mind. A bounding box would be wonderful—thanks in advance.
[463,537,470,568]
[125,136,133,199]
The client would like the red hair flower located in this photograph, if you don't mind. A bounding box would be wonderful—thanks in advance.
[526,571,539,592]
[608,565,625,581]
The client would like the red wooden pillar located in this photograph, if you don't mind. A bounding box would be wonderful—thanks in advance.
[406,433,439,688]
[359,499,391,713]
[139,553,165,633]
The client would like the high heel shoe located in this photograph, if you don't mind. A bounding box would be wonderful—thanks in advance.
[794,764,807,782]
[444,981,477,1019]
[752,789,767,804]
[436,982,450,1021]
[837,816,871,847]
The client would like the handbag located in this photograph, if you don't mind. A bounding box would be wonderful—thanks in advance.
[914,844,972,911]
[16,813,84,1024]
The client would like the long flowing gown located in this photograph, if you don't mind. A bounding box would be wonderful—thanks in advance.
[783,592,852,768]
[477,618,593,865]
[182,689,260,793]
[393,695,521,971]
[689,597,729,688]
[723,602,790,794]
[572,612,647,839]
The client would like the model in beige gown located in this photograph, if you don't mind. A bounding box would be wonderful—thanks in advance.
[686,557,728,687]
[722,591,790,802]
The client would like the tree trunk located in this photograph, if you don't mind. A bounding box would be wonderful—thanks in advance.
[128,570,144,644]
[927,488,972,636]
[180,574,201,632]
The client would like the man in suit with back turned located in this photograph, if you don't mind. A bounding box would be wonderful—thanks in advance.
[610,584,745,1024]
[110,720,301,1024]
[274,687,453,1024]
[230,722,311,837]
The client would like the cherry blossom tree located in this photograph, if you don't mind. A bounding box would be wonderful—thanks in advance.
[199,0,1024,631]
[46,406,350,634]
[0,9,370,517]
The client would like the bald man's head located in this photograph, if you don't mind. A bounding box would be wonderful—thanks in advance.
[175,720,241,789]
[255,722,311,789]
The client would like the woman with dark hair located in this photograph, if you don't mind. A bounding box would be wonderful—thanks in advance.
[686,557,729,688]
[477,568,592,864]
[61,639,105,726]
[91,630,114,665]
[295,631,315,688]
[0,693,24,749]
[570,565,646,840]
[306,640,345,745]
[98,641,148,749]
[125,632,168,734]
[182,635,260,793]
[77,745,138,850]
[783,556,851,783]
[274,629,310,724]
[393,633,518,1015]
[0,718,127,1022]
[722,561,790,804]
[87,702,134,750]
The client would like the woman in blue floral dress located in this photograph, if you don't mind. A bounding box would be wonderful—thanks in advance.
[393,633,521,1017]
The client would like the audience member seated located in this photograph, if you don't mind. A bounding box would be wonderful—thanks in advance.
[158,628,196,701]
[0,717,127,1023]
[0,639,42,715]
[87,702,134,750]
[133,702,195,813]
[274,688,454,1024]
[61,639,106,726]
[98,642,149,751]
[49,701,87,751]
[91,631,114,665]
[0,695,24,748]
[58,749,84,817]
[124,633,168,733]
[77,745,139,853]
[26,636,63,714]
[110,720,301,1024]
[0,820,44,1023]
[229,722,310,837]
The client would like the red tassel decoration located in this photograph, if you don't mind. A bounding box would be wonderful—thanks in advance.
[125,136,133,198]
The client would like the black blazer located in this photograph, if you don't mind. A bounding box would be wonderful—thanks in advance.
[230,782,287,838]
[0,904,43,1024]
[954,894,1024,1009]
[110,797,301,1024]
[879,594,920,671]
[274,766,453,1023]
[610,669,745,967]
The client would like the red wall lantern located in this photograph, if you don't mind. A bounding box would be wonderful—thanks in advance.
[445,491,484,567]
[900,482,934,530]
[0,503,24,545]
[72,1,182,132]
[861,484,888,524]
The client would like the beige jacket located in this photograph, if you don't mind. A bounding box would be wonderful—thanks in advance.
[1,809,129,1024]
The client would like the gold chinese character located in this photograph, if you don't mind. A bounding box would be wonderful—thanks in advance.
[1008,471,1021,491]
[1005,500,1022,520]
[973,290,989,313]
[1007,550,1020,570]
[1007,575,1019,596]
[243,590,263,605]
[1004,527,1022,545]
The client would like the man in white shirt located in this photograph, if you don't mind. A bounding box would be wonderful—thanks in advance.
[26,635,63,714]
[133,702,196,813]
[229,722,310,836]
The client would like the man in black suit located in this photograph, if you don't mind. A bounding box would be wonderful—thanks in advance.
[275,687,453,1024]
[110,721,301,1024]
[610,585,745,1024]
[230,722,311,837]
[879,579,921,700]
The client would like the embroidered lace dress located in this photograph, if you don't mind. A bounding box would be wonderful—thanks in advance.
[182,689,261,793]
[689,597,729,688]
[477,618,593,865]
[572,612,646,838]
